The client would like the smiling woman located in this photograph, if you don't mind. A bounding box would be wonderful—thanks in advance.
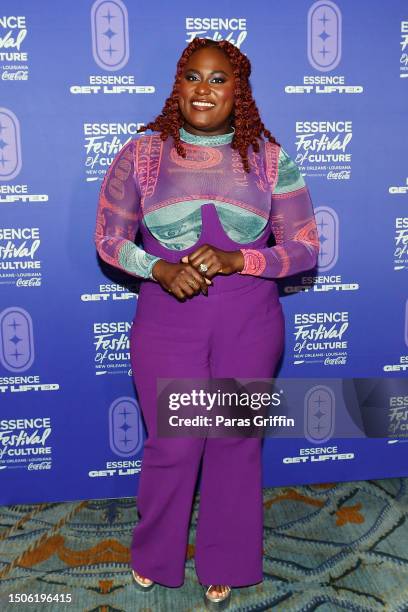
[178,45,235,136]
[94,37,319,609]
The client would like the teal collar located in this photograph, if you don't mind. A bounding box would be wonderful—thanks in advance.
[179,126,235,147]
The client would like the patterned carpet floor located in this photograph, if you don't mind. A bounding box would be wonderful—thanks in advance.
[1,478,408,611]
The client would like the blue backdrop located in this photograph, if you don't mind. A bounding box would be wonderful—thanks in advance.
[1,0,407,504]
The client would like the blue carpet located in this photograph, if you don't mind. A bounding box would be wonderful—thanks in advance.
[1,478,408,611]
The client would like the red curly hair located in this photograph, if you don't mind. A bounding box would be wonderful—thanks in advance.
[137,38,279,173]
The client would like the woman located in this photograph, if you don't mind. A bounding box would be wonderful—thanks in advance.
[95,37,319,608]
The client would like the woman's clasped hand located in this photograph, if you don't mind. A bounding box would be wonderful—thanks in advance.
[151,244,244,300]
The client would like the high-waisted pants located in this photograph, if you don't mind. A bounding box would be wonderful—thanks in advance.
[129,203,285,587]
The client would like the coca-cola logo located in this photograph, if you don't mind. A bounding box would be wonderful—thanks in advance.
[16,278,41,287]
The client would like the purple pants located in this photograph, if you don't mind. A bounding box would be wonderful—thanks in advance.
[129,204,285,587]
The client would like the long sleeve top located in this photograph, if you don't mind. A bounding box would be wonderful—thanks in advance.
[94,128,319,280]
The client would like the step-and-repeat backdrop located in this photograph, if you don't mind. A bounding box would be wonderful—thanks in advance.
[1,1,407,504]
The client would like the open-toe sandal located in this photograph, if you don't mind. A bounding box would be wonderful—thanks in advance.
[132,569,155,591]
[203,584,232,609]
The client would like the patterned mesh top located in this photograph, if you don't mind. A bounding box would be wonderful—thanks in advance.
[94,127,319,281]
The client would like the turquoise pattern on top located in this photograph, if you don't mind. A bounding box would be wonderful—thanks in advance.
[179,126,235,147]
[144,199,267,250]
[273,148,306,195]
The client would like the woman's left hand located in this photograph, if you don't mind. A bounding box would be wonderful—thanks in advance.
[180,244,244,279]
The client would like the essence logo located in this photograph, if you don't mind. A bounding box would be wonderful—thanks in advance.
[307,0,342,72]
[91,0,129,71]
[109,396,144,457]
[294,120,352,179]
[0,108,22,181]
[0,306,34,372]
[185,17,247,48]
[304,385,335,443]
[394,217,408,271]
[71,1,153,95]
[315,206,339,271]
[286,1,360,94]
[0,15,29,80]
[0,110,48,203]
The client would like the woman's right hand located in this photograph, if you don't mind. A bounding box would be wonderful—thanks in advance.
[151,260,212,299]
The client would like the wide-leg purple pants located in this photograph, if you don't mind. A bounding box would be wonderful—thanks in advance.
[129,204,285,587]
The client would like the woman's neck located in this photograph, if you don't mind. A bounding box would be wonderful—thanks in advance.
[179,126,235,147]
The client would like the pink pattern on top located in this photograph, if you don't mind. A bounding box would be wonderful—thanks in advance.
[135,134,163,200]
[264,141,280,192]
[240,249,267,276]
[169,145,223,169]
[294,218,320,250]
[95,141,140,268]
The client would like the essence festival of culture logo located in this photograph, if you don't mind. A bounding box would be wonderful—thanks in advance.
[0,227,42,288]
[383,298,408,373]
[401,20,408,78]
[0,15,28,81]
[83,122,144,182]
[0,108,48,205]
[388,382,408,438]
[394,217,408,271]
[0,416,53,472]
[93,320,131,376]
[70,0,154,96]
[285,206,359,295]
[185,17,247,47]
[295,120,352,180]
[285,1,363,95]
[292,310,350,367]
[388,402,408,438]
[88,396,143,478]
[0,307,59,393]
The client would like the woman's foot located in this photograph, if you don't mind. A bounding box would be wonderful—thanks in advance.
[132,569,155,589]
[207,585,229,599]
[204,584,231,606]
